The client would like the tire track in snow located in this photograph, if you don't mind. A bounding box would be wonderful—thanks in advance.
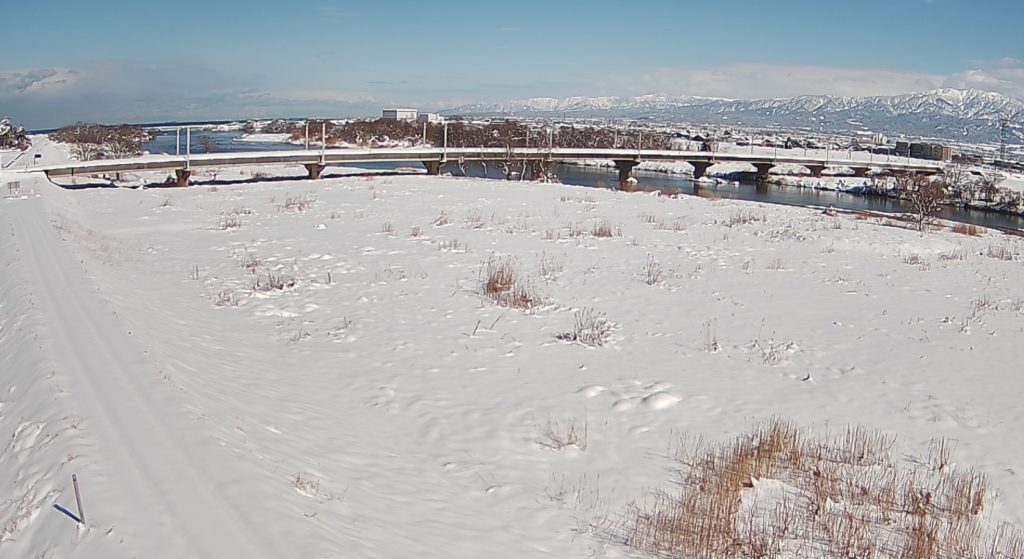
[6,196,277,558]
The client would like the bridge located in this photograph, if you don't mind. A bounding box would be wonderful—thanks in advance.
[31,147,944,187]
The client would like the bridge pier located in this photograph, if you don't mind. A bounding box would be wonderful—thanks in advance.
[804,164,825,178]
[305,163,325,179]
[423,161,442,176]
[690,161,712,180]
[754,163,774,184]
[175,169,191,187]
[613,160,638,189]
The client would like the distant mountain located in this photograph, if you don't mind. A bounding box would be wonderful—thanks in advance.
[446,89,1024,145]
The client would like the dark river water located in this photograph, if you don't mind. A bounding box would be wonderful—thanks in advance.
[144,130,1024,230]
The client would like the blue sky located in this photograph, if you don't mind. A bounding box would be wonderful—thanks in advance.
[3,0,1022,128]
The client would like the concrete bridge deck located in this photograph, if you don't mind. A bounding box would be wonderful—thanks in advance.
[28,147,945,187]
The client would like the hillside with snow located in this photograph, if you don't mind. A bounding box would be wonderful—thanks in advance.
[449,88,1024,144]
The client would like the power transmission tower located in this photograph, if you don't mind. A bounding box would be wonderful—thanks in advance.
[998,117,1008,164]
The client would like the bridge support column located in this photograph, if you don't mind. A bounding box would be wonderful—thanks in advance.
[754,163,774,184]
[690,161,712,180]
[804,164,825,178]
[175,169,191,187]
[613,160,638,189]
[423,161,442,176]
[305,163,325,179]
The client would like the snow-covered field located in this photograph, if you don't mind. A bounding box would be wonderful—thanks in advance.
[3,145,1024,557]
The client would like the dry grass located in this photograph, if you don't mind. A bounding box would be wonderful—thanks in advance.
[380,221,394,234]
[538,417,588,451]
[252,270,296,292]
[278,193,316,213]
[556,307,612,347]
[986,244,1019,261]
[433,210,450,227]
[213,288,238,307]
[410,226,423,238]
[592,220,621,238]
[643,255,663,286]
[438,239,467,252]
[903,252,924,265]
[217,215,242,230]
[538,252,564,280]
[726,210,767,227]
[952,223,983,236]
[480,257,542,310]
[614,418,1020,559]
[939,247,967,261]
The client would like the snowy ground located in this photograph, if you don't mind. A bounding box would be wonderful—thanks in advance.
[237,133,294,143]
[2,144,1024,558]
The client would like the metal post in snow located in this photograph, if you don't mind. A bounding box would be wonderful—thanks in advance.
[186,127,191,170]
[176,127,181,156]
[72,474,85,524]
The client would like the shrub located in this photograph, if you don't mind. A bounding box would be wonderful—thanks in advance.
[480,257,541,310]
[556,307,612,347]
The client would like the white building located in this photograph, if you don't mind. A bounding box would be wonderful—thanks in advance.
[382,108,418,121]
[416,112,442,123]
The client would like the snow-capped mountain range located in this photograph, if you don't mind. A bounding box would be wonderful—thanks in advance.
[447,89,1024,144]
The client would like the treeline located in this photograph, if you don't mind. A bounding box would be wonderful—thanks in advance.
[0,116,30,150]
[49,123,154,161]
[251,118,673,150]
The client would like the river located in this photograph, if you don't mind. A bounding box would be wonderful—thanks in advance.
[143,130,1024,231]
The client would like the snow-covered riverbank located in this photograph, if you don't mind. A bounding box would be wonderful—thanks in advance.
[3,156,1024,557]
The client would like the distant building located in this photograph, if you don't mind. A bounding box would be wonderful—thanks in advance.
[382,108,418,121]
[909,142,952,161]
[416,112,442,123]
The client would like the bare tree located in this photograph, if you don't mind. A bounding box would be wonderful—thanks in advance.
[50,123,152,160]
[942,164,971,203]
[976,173,1002,203]
[898,174,946,232]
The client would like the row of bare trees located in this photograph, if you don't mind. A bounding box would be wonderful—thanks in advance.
[49,123,154,161]
[896,167,1019,230]
[255,118,673,150]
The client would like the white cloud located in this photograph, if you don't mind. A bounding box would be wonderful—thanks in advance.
[0,60,378,129]
[943,66,1024,99]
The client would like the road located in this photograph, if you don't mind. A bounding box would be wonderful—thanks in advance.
[2,185,279,558]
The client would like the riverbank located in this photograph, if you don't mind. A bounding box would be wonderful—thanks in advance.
[565,158,1024,221]
[4,165,1024,558]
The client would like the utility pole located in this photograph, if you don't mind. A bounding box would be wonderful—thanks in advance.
[998,117,1008,164]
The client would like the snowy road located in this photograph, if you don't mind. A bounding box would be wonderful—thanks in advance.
[4,192,278,557]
